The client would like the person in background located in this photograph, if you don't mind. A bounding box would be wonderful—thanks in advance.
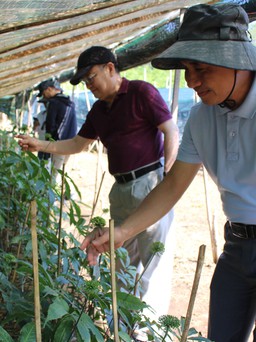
[33,99,50,162]
[16,46,179,340]
[78,4,256,342]
[36,79,77,184]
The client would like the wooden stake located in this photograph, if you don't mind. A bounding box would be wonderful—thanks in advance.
[170,69,181,124]
[90,171,106,222]
[57,163,65,275]
[211,213,219,264]
[31,200,42,342]
[170,8,185,124]
[202,166,219,263]
[180,244,206,342]
[109,219,120,342]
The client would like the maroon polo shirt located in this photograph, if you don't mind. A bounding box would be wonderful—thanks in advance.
[78,78,172,174]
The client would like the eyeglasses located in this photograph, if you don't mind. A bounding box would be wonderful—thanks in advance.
[82,73,97,86]
[82,64,107,86]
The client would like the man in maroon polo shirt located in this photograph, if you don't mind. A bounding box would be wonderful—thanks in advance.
[16,46,179,340]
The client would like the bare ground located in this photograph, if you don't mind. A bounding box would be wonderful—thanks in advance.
[65,150,232,339]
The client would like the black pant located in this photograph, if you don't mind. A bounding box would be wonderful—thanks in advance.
[208,222,256,341]
[38,151,50,160]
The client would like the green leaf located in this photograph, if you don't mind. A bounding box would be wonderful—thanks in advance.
[0,271,14,289]
[35,180,46,192]
[5,154,22,165]
[24,160,35,177]
[115,292,148,311]
[53,315,74,342]
[44,297,69,326]
[17,260,54,287]
[0,326,14,342]
[43,285,60,297]
[118,330,132,342]
[19,322,36,342]
[75,312,104,342]
[187,327,199,336]
[75,317,91,342]
[117,308,134,329]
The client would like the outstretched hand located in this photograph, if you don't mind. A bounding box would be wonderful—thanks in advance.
[80,226,125,266]
[15,134,39,152]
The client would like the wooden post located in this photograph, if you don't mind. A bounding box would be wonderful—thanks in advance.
[180,244,206,342]
[31,200,42,342]
[202,166,219,263]
[57,163,65,275]
[90,171,106,222]
[170,69,180,124]
[109,219,120,342]
[170,8,185,124]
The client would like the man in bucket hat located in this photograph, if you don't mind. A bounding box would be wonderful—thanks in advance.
[79,3,256,341]
[16,45,179,339]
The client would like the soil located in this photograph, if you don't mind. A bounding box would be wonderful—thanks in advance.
[66,149,252,341]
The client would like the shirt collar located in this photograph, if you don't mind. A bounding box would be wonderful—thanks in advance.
[117,77,129,95]
[216,74,256,119]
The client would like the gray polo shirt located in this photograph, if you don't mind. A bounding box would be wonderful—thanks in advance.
[178,76,256,224]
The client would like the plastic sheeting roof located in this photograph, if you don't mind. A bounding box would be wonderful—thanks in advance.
[1,0,256,97]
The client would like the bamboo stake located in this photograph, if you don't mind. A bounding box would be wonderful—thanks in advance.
[89,171,106,222]
[31,200,42,342]
[133,273,140,297]
[109,219,120,342]
[170,8,185,125]
[11,203,31,283]
[92,141,103,209]
[180,244,206,342]
[202,166,219,263]
[170,69,181,124]
[211,213,219,263]
[57,163,65,275]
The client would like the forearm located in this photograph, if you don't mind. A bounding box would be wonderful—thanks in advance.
[159,119,179,172]
[16,134,93,155]
[40,137,86,155]
[163,128,179,172]
[119,160,201,240]
[82,160,201,265]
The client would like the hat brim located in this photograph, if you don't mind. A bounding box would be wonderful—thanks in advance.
[152,40,256,71]
[70,65,92,85]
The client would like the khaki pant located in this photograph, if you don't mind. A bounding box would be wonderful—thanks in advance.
[51,154,70,185]
[109,167,175,319]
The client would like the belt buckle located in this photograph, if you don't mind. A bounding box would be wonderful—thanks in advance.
[117,172,134,183]
[120,175,127,183]
[230,222,248,239]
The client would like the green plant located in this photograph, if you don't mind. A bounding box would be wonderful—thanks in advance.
[0,133,149,341]
[154,315,212,341]
[0,132,213,342]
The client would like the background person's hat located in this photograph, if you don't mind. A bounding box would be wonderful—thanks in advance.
[37,79,61,97]
[152,4,256,71]
[70,46,117,85]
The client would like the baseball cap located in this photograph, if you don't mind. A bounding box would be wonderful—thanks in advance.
[36,79,62,97]
[70,46,117,85]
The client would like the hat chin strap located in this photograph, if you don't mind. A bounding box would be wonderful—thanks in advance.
[218,70,237,109]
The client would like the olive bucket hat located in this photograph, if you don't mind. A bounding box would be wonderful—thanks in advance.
[152,3,256,71]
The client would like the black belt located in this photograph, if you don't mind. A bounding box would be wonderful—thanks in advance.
[228,221,256,239]
[114,161,162,184]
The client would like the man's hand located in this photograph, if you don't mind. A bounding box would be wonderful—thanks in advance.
[15,134,40,152]
[80,227,125,266]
